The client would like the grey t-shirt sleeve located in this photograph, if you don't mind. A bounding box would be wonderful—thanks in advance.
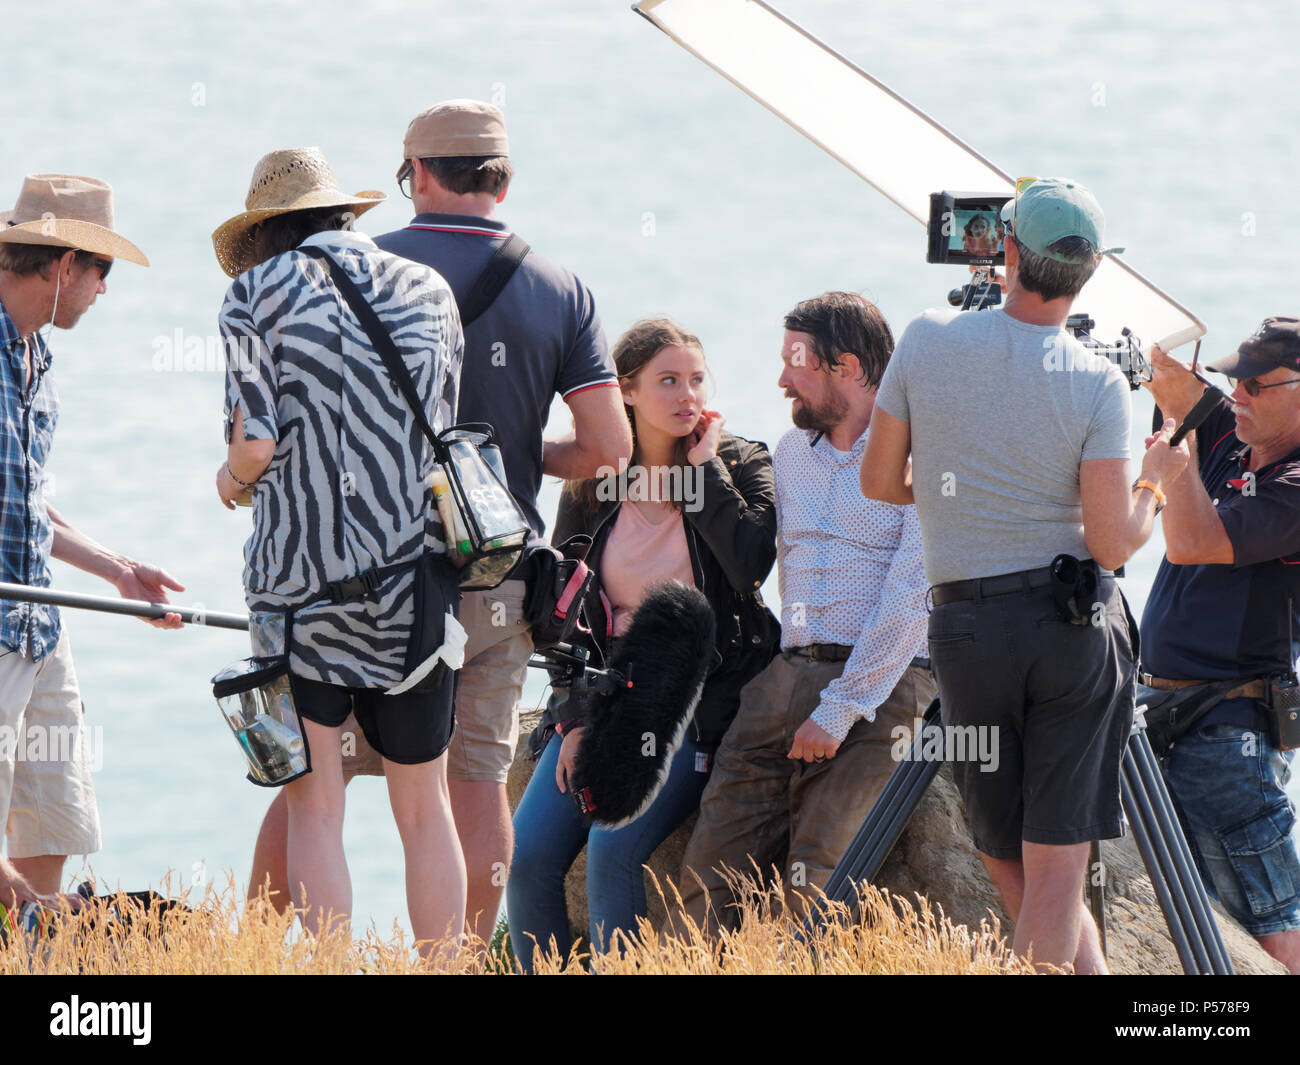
[875,321,914,423]
[555,281,616,399]
[1080,368,1132,462]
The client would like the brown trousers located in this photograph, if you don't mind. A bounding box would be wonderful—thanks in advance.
[674,652,936,933]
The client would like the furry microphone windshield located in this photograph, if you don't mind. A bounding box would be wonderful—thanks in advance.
[571,582,715,826]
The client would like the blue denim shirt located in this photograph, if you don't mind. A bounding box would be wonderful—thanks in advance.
[0,296,60,660]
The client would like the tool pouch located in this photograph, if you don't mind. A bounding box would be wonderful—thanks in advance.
[1049,553,1100,626]
[522,535,595,651]
[1269,672,1300,751]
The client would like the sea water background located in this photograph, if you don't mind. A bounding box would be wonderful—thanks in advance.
[2,0,1297,935]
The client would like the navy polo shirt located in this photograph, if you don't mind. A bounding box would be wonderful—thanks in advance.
[375,213,617,539]
[1141,398,1300,682]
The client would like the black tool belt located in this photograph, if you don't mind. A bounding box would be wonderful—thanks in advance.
[1137,676,1269,754]
[931,555,1107,627]
[930,563,1057,607]
[300,558,419,608]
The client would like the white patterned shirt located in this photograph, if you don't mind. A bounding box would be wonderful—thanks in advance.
[774,426,929,741]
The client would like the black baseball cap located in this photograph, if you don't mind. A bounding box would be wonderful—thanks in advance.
[1207,316,1300,380]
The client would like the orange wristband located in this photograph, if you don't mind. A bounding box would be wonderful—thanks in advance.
[1133,479,1166,512]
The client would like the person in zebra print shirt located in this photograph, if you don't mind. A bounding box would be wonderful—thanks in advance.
[213,148,466,957]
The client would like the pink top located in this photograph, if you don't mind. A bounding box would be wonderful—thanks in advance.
[601,501,694,637]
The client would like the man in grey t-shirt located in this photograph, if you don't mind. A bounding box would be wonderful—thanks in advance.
[863,178,1188,973]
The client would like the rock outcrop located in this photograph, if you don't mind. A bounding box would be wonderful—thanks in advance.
[507,711,1283,974]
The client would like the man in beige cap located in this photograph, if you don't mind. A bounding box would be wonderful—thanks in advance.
[0,174,184,896]
[246,101,632,941]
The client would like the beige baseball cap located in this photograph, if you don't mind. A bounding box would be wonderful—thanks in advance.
[398,100,509,178]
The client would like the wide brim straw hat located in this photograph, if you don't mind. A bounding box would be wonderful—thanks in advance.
[0,174,149,266]
[212,147,385,277]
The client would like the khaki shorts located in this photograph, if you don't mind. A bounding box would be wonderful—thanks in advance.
[0,630,102,858]
[340,580,533,783]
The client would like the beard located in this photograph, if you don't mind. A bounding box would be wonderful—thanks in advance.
[789,384,849,434]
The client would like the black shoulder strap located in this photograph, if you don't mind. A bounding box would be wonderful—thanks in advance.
[299,247,445,459]
[458,233,530,328]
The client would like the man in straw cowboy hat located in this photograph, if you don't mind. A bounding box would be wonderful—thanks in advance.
[214,147,467,953]
[246,103,632,942]
[0,174,185,903]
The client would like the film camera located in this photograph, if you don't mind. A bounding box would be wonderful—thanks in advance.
[926,190,1151,389]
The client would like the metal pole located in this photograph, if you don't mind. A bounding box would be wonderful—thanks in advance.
[0,581,250,631]
[1120,761,1201,972]
[825,698,942,906]
[1129,728,1233,973]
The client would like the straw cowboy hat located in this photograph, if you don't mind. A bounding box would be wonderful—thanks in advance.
[0,174,149,266]
[212,148,385,277]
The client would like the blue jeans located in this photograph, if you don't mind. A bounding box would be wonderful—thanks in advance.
[508,730,710,973]
[1161,706,1300,938]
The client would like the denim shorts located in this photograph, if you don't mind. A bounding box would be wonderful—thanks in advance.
[1161,708,1300,938]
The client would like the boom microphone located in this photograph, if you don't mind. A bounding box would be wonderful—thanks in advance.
[570,582,715,826]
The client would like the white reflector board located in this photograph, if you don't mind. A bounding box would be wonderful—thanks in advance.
[634,0,1205,350]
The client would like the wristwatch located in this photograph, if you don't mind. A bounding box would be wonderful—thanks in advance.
[1132,478,1166,514]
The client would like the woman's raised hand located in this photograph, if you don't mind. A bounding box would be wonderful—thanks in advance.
[687,409,725,465]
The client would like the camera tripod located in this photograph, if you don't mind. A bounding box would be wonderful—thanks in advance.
[821,697,1233,975]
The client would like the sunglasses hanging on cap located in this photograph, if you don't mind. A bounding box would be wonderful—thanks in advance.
[1003,176,1037,237]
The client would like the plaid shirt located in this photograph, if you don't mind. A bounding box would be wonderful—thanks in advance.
[0,296,60,661]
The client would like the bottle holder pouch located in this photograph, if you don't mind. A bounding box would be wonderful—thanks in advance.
[431,423,530,591]
[211,655,309,787]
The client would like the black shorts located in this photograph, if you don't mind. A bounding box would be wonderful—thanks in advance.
[927,575,1136,860]
[289,668,456,766]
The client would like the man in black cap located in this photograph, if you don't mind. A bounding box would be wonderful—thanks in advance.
[1140,317,1300,972]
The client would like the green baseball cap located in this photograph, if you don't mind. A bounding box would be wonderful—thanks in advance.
[999,177,1123,263]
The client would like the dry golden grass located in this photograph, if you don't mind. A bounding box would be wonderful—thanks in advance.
[1,871,1031,975]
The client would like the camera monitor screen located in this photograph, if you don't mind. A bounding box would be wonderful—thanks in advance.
[927,192,1013,266]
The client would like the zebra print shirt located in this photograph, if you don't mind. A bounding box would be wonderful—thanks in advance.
[220,230,463,688]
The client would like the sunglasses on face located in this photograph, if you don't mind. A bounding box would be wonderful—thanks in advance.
[90,257,112,280]
[1230,375,1298,397]
[397,160,414,200]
